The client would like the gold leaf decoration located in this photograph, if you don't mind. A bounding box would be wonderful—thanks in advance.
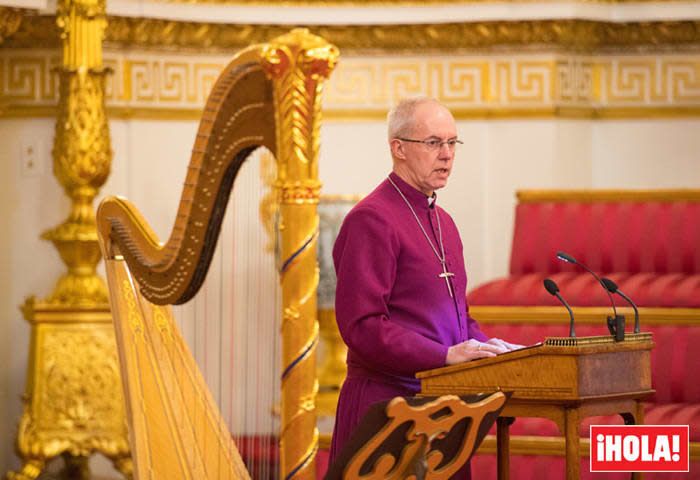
[5,17,700,52]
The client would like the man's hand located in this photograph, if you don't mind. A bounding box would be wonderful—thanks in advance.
[445,339,506,365]
[486,337,525,352]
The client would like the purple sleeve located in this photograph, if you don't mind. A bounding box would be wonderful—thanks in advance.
[333,207,448,376]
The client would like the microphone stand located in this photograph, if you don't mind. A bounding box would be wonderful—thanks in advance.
[601,277,640,334]
[557,252,625,341]
[543,278,575,338]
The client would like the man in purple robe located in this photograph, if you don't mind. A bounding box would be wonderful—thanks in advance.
[328,97,521,473]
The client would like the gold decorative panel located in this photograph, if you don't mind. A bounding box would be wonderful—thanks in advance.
[2,50,700,118]
[6,17,700,52]
[34,326,123,432]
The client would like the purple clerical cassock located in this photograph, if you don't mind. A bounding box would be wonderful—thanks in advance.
[329,172,489,468]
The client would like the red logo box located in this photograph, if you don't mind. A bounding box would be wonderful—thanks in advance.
[590,425,689,472]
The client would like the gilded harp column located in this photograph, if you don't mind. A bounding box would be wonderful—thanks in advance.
[261,29,338,480]
[8,1,131,479]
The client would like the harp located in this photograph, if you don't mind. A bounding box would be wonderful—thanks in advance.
[96,29,338,480]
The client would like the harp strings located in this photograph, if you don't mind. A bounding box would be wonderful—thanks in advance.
[174,147,281,479]
[232,148,281,479]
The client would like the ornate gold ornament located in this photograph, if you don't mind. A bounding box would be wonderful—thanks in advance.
[7,16,700,52]
[0,7,22,44]
[42,66,113,305]
[42,0,112,306]
[85,18,700,51]
[260,27,339,480]
[8,1,132,479]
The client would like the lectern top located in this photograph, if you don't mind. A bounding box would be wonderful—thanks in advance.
[416,333,654,380]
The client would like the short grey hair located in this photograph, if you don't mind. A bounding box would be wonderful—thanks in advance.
[387,97,445,142]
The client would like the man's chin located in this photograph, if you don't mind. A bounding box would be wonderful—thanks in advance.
[433,179,449,190]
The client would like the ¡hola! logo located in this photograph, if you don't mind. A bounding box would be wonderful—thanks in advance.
[590,425,689,473]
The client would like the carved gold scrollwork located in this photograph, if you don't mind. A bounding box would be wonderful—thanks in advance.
[41,0,112,307]
[0,7,22,44]
[52,69,112,198]
[6,16,700,51]
[279,182,324,205]
[101,19,700,51]
[41,66,113,306]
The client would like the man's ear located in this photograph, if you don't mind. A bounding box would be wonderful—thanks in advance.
[389,138,406,160]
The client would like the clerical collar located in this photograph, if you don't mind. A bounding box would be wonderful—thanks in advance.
[388,172,437,211]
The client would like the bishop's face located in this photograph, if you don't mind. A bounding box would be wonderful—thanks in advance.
[391,103,458,197]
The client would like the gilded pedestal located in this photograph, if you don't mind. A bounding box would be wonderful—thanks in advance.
[9,301,131,480]
[7,1,131,479]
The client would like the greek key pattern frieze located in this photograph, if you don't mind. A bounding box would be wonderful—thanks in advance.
[2,51,700,116]
[1,52,60,103]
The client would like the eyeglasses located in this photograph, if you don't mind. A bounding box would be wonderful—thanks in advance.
[397,137,464,151]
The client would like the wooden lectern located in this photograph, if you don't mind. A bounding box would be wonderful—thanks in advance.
[326,392,511,480]
[417,334,655,480]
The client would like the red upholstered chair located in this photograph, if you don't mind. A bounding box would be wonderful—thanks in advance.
[467,190,700,479]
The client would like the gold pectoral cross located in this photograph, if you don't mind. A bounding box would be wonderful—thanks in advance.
[439,261,455,298]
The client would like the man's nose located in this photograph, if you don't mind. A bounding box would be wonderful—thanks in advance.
[438,142,453,158]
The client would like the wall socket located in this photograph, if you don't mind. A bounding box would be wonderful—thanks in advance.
[20,140,46,177]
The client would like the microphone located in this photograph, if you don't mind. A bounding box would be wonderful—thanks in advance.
[601,277,640,334]
[556,251,625,341]
[543,278,575,337]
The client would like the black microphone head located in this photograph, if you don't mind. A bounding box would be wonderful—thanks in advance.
[543,278,560,296]
[556,251,577,264]
[601,277,619,293]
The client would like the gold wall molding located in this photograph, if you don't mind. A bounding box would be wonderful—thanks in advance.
[469,306,700,326]
[129,0,679,4]
[2,49,700,118]
[6,16,700,52]
[516,188,700,203]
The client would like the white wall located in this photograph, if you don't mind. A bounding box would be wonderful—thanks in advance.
[2,115,699,475]
[591,120,700,189]
[0,118,67,476]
